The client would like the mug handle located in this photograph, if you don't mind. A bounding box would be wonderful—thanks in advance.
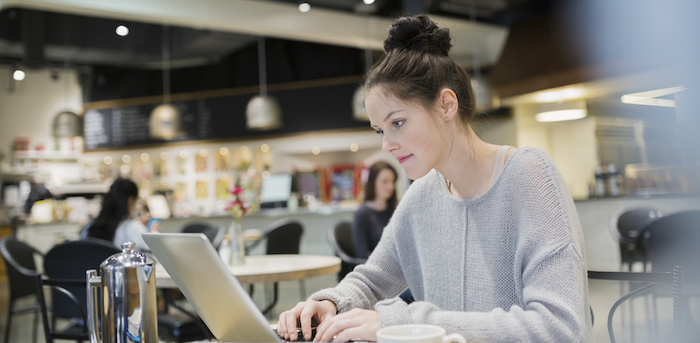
[442,333,466,343]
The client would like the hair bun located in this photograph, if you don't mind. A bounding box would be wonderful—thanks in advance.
[384,14,451,56]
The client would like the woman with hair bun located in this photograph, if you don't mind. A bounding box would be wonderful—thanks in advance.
[278,15,593,342]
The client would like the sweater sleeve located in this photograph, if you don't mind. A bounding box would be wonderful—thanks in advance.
[351,207,372,259]
[310,221,407,312]
[373,243,592,343]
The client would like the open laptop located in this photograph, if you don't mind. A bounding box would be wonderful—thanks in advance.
[143,232,310,342]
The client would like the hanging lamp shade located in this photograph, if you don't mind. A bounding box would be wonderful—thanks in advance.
[352,84,369,121]
[246,95,282,130]
[470,75,499,113]
[52,111,82,137]
[149,103,182,140]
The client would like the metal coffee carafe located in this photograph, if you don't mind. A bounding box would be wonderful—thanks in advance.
[86,242,158,343]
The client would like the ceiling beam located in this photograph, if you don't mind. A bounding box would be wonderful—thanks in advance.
[0,0,508,66]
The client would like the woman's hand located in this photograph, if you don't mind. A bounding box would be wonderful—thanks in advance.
[314,308,380,343]
[278,300,337,341]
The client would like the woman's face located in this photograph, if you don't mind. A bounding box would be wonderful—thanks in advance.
[374,168,396,202]
[366,88,448,180]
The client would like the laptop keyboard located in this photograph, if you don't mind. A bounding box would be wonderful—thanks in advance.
[277,327,316,342]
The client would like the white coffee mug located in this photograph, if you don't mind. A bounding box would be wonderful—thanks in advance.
[376,324,466,343]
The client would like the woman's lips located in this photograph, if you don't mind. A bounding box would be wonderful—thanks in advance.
[397,154,412,164]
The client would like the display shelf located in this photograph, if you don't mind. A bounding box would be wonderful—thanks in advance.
[12,150,80,161]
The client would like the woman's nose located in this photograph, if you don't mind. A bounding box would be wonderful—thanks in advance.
[382,135,397,154]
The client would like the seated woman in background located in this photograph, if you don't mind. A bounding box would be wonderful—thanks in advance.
[82,178,158,250]
[352,161,398,259]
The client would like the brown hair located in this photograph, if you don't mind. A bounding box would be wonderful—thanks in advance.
[365,14,476,129]
[363,161,398,210]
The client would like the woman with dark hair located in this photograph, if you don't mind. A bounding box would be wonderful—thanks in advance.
[352,161,398,259]
[83,178,158,251]
[278,14,593,343]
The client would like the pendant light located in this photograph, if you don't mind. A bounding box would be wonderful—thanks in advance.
[352,15,373,121]
[150,25,182,140]
[467,0,498,113]
[246,37,282,130]
[53,67,81,138]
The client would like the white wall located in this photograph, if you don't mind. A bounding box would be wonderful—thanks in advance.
[513,103,599,199]
[0,66,83,162]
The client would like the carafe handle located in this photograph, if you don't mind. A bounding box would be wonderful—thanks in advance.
[86,269,102,343]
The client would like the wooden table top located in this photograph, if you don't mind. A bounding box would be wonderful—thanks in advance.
[155,254,341,288]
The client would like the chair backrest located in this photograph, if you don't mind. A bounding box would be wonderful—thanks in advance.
[262,219,303,255]
[328,221,355,261]
[641,210,700,282]
[0,237,42,302]
[327,221,367,281]
[610,207,663,245]
[181,222,225,249]
[43,240,120,319]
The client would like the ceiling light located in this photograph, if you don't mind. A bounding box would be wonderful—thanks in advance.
[246,37,283,130]
[535,88,583,102]
[104,156,113,165]
[115,25,129,36]
[240,146,250,154]
[350,143,359,152]
[160,152,169,160]
[535,100,587,122]
[199,149,208,157]
[220,147,229,155]
[363,0,376,4]
[621,86,686,107]
[261,144,270,153]
[122,155,131,163]
[179,150,188,159]
[13,69,25,81]
[298,2,311,12]
[141,153,150,162]
[312,146,321,155]
[352,85,368,121]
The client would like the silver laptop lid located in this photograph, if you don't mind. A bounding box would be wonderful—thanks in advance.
[143,233,280,342]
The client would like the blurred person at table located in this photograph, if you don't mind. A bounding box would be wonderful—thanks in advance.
[82,178,159,251]
[352,161,398,259]
[277,14,593,343]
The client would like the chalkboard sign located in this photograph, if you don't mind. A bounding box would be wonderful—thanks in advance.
[83,79,368,150]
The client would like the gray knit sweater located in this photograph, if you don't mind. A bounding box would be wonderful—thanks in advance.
[310,147,595,342]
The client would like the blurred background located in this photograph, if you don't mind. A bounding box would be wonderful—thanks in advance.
[0,0,699,342]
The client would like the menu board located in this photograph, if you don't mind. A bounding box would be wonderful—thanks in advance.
[83,82,367,150]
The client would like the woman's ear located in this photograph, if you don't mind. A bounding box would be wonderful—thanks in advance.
[439,89,458,122]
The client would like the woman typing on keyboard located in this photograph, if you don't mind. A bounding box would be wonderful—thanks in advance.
[278,14,594,343]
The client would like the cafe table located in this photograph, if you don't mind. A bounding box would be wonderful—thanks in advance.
[155,254,341,288]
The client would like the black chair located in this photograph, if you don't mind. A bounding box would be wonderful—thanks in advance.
[610,207,664,272]
[180,222,225,250]
[0,237,42,343]
[609,207,664,341]
[247,219,304,315]
[588,268,686,343]
[327,221,367,282]
[640,210,700,340]
[39,239,120,343]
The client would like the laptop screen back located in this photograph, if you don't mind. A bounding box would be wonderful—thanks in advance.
[143,233,279,342]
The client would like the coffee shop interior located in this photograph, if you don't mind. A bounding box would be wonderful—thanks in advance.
[1,0,699,342]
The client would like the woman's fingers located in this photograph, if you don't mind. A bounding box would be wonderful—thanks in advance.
[313,309,379,342]
[278,302,304,340]
[278,301,337,341]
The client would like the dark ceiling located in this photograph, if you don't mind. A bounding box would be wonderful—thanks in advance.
[0,0,554,103]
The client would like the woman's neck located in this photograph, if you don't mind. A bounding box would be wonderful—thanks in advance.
[367,198,388,211]
[436,127,500,200]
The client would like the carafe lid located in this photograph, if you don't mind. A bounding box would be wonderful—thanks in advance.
[101,242,153,269]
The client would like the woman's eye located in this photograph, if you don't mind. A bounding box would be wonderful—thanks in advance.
[375,129,384,135]
[392,120,405,129]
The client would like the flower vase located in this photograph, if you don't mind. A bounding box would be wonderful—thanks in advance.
[228,220,246,266]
